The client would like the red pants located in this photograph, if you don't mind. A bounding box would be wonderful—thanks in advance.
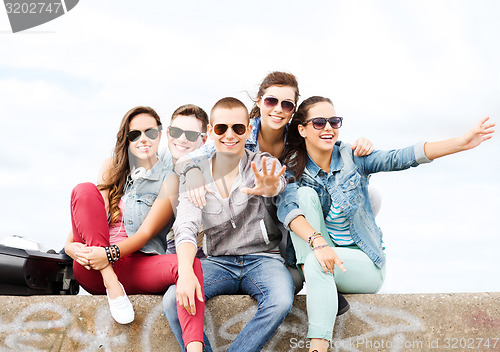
[70,182,204,347]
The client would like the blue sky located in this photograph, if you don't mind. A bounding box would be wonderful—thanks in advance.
[0,0,499,293]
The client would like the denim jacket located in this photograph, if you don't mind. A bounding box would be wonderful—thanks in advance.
[276,141,432,268]
[123,159,174,255]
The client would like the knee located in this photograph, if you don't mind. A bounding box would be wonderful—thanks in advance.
[71,182,101,203]
[303,252,333,281]
[297,187,321,207]
[162,285,178,319]
[268,292,294,318]
[267,281,294,316]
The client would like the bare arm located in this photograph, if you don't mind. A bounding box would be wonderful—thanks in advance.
[176,242,204,315]
[288,215,346,274]
[80,173,179,270]
[424,117,494,160]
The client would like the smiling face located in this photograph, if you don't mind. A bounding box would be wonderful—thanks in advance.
[128,113,161,168]
[167,114,207,162]
[208,107,252,157]
[257,85,296,131]
[297,101,339,154]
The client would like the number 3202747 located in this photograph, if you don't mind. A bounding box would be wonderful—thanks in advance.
[5,2,63,14]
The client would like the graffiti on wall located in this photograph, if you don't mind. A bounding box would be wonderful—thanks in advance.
[2,298,493,352]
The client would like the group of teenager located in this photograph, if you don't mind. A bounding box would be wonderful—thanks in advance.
[64,72,494,352]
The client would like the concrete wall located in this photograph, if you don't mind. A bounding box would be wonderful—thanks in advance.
[0,293,498,351]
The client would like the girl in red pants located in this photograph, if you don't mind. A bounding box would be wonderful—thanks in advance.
[65,106,204,352]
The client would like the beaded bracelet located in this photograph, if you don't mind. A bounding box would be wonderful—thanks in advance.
[308,232,322,248]
[312,243,329,251]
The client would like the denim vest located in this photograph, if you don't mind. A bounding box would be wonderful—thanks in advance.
[123,159,174,255]
[277,141,431,268]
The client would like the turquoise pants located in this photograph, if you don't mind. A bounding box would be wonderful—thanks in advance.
[291,187,386,341]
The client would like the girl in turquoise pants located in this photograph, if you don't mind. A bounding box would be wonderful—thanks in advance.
[277,96,494,352]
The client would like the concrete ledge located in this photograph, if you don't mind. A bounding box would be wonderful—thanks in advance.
[0,293,498,351]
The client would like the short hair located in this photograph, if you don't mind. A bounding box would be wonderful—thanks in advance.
[171,104,209,133]
[210,97,249,124]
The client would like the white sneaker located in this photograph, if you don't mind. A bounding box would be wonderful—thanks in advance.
[106,282,134,324]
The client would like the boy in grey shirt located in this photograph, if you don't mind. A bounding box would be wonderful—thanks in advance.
[163,97,294,352]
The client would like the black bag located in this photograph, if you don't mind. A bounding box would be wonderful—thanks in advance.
[0,244,79,295]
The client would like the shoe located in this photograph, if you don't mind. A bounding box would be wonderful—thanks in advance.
[337,292,350,316]
[106,282,134,324]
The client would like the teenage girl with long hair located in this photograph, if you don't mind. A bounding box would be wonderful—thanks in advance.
[277,96,494,352]
[65,106,204,352]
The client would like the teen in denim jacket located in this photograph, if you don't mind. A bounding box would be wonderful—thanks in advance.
[276,96,495,352]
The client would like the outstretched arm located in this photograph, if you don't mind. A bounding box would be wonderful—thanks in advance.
[424,117,495,160]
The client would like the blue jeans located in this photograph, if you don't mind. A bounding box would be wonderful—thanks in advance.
[163,255,295,352]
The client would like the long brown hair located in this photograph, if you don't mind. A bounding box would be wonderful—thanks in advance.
[249,71,300,119]
[281,96,333,181]
[97,106,162,223]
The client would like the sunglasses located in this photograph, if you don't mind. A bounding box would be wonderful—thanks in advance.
[262,96,295,113]
[212,123,247,136]
[127,127,161,142]
[303,117,343,130]
[168,126,205,142]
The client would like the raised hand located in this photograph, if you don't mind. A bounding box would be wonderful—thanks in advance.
[459,117,495,151]
[241,156,286,197]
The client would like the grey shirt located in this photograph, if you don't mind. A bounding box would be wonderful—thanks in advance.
[174,149,286,256]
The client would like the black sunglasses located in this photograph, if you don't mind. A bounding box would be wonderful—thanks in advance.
[127,127,161,142]
[262,96,295,113]
[212,123,247,135]
[168,126,205,142]
[303,117,343,130]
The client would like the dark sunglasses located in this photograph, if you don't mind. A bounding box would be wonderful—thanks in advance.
[262,96,295,113]
[168,126,205,142]
[212,123,247,136]
[303,117,343,130]
[127,127,161,142]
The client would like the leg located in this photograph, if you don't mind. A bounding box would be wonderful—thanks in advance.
[289,187,343,351]
[302,252,337,349]
[116,253,204,349]
[228,256,294,352]
[289,187,334,265]
[163,256,239,352]
[333,246,386,293]
[70,183,125,298]
[163,285,212,352]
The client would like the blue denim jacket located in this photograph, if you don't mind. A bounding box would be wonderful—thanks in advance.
[123,159,174,255]
[276,141,432,268]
